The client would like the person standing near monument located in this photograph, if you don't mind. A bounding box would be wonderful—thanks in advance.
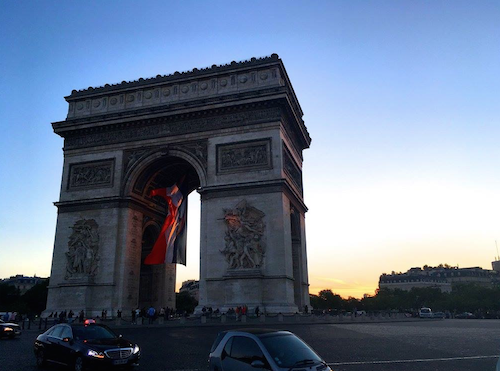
[147,306,155,324]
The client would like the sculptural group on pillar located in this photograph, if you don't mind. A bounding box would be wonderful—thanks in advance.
[220,200,265,269]
[65,219,100,280]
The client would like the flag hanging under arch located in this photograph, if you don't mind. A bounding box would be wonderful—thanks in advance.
[144,181,187,265]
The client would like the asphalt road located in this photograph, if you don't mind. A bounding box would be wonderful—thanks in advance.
[2,319,500,371]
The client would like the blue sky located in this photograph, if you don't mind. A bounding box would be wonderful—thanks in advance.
[1,1,499,297]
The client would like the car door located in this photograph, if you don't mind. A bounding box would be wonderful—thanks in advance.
[221,336,270,371]
[45,325,64,362]
[55,325,75,365]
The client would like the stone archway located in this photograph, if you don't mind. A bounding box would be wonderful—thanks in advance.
[123,153,202,312]
[45,55,311,317]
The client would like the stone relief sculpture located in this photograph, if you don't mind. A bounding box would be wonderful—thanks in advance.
[65,219,100,280]
[69,160,113,189]
[220,200,265,269]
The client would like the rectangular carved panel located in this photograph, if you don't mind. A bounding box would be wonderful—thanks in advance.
[217,138,272,174]
[68,159,115,190]
[282,145,303,194]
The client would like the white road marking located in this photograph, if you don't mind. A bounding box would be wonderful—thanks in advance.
[327,355,498,366]
[169,355,498,370]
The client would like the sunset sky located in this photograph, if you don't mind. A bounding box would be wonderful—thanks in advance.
[1,1,499,298]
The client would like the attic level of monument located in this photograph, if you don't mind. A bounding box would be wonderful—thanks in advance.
[66,54,299,110]
[53,54,310,158]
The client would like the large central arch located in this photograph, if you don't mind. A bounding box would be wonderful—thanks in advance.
[124,151,203,311]
[45,55,311,316]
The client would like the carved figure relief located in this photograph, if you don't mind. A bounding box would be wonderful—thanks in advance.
[220,200,265,269]
[217,139,272,174]
[65,219,100,280]
[68,160,114,189]
[179,141,208,170]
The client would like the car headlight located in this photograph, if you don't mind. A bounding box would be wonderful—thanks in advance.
[133,345,140,354]
[4,327,13,332]
[87,349,105,359]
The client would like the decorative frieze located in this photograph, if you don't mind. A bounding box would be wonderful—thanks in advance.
[68,159,115,190]
[220,200,266,270]
[282,145,303,194]
[64,108,281,150]
[217,138,272,174]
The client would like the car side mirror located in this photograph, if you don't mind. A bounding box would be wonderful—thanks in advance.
[251,360,266,368]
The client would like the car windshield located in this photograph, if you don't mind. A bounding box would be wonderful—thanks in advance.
[72,325,117,340]
[260,333,322,368]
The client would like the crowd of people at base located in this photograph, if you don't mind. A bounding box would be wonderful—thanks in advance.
[45,310,87,324]
[4,304,311,325]
[2,311,21,322]
[202,305,264,319]
[203,305,309,318]
[131,306,176,324]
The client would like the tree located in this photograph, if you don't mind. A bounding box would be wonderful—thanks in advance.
[175,291,198,314]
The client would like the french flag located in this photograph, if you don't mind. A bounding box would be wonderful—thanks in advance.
[145,179,187,265]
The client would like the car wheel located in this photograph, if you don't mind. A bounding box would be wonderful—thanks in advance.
[74,355,84,371]
[36,349,46,368]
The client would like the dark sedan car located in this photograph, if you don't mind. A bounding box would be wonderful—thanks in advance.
[34,322,140,371]
[0,319,22,339]
[209,328,332,371]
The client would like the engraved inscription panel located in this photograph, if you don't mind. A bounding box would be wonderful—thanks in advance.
[68,159,115,190]
[217,139,272,174]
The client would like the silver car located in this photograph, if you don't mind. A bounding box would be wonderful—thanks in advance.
[208,328,332,371]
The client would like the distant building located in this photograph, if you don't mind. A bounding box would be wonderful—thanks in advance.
[1,275,46,295]
[179,280,199,301]
[379,264,500,293]
[492,259,500,272]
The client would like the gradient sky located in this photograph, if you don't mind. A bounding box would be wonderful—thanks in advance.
[1,1,499,298]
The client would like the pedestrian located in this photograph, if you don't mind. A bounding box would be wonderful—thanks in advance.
[255,306,260,317]
[131,309,136,324]
[147,306,155,324]
[235,306,241,321]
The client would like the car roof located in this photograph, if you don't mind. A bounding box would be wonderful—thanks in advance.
[223,328,292,337]
[68,323,108,328]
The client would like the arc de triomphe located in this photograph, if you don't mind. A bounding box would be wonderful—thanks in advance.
[45,54,311,316]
